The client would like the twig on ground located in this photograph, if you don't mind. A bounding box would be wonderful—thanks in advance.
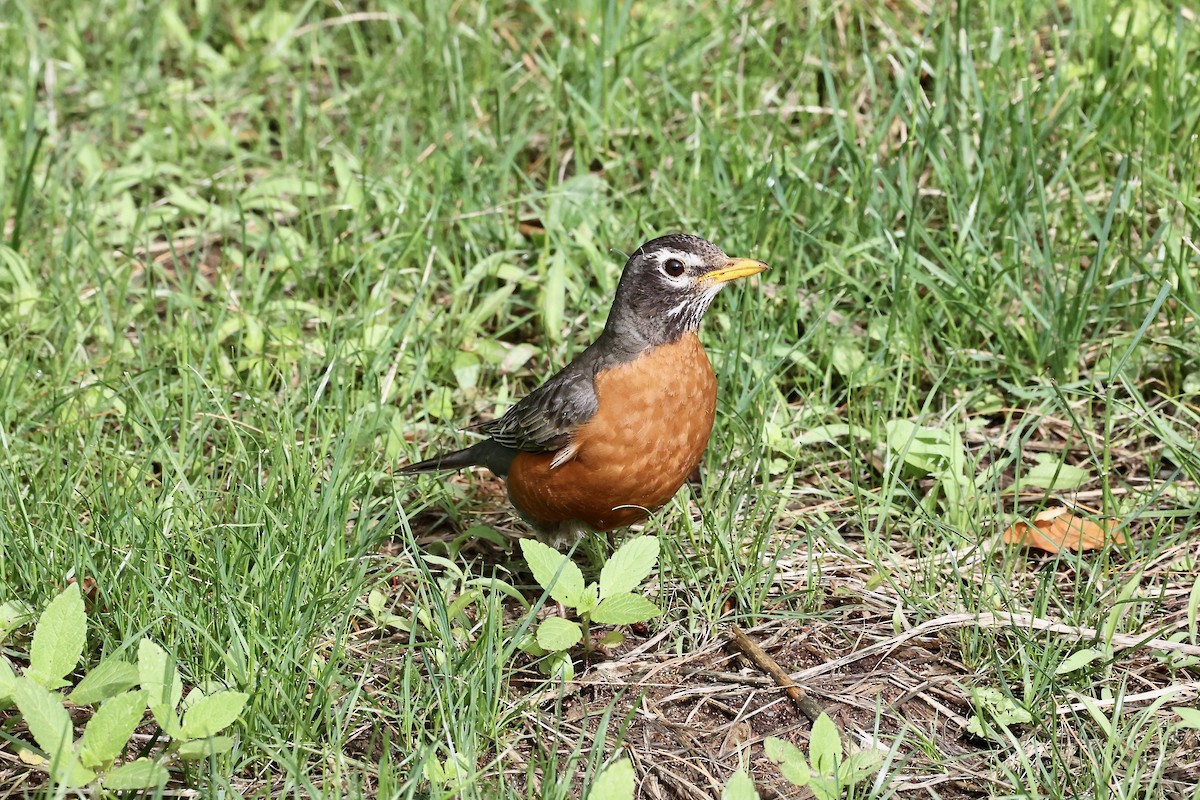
[726,624,828,724]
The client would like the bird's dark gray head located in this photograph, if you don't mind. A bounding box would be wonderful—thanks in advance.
[602,234,768,349]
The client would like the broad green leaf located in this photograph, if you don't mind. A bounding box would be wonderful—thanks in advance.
[520,539,585,607]
[181,690,248,739]
[763,737,810,786]
[1025,461,1089,490]
[809,712,842,775]
[1054,647,1105,675]
[102,758,169,790]
[536,617,582,652]
[175,735,235,760]
[12,678,76,783]
[69,658,139,705]
[809,775,841,800]
[599,536,660,600]
[591,594,662,625]
[27,584,86,690]
[138,640,183,736]
[423,756,447,785]
[138,639,182,710]
[885,419,954,474]
[78,690,146,768]
[589,757,634,800]
[721,769,760,800]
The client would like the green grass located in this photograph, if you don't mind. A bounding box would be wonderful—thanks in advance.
[2,0,1199,797]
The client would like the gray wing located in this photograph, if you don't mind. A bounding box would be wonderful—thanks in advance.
[478,362,599,453]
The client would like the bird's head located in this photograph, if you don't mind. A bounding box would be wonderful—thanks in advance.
[604,233,768,347]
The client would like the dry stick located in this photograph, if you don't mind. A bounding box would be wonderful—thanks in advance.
[726,624,827,724]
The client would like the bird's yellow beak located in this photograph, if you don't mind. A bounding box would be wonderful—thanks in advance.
[697,257,769,287]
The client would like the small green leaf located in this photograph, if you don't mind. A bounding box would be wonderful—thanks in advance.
[69,658,140,705]
[598,630,625,648]
[535,617,582,652]
[1055,647,1105,675]
[840,748,885,781]
[181,690,248,739]
[589,757,634,800]
[809,712,842,775]
[78,690,147,768]
[574,584,599,615]
[515,633,547,657]
[721,768,760,800]
[1173,707,1200,729]
[520,539,585,607]
[763,737,810,786]
[367,589,386,617]
[591,594,662,625]
[830,340,866,377]
[884,419,954,474]
[102,758,169,790]
[544,650,574,681]
[27,584,86,690]
[0,657,16,702]
[0,600,33,638]
[1025,461,1089,490]
[12,678,75,783]
[175,735,235,760]
[599,536,660,600]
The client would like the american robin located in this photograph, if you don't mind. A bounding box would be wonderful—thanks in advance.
[402,233,767,545]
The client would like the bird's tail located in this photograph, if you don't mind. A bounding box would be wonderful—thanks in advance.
[399,440,513,476]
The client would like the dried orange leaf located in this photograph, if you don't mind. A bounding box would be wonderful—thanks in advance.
[1002,507,1124,553]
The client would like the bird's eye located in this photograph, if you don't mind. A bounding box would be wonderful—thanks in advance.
[663,258,685,277]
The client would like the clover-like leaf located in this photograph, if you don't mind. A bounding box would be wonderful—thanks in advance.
[535,617,582,652]
[590,594,662,626]
[599,536,660,600]
[520,539,585,607]
[69,657,140,706]
[27,584,86,690]
[78,690,147,769]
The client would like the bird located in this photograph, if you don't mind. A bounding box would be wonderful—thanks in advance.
[401,233,768,546]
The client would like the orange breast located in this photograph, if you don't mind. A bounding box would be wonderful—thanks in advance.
[506,333,717,532]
